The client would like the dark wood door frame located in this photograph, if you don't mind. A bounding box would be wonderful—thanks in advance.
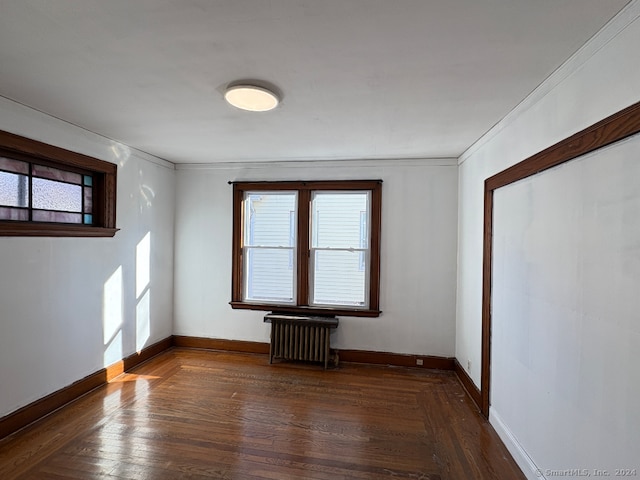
[480,100,640,418]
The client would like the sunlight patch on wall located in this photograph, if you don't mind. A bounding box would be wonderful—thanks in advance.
[136,289,151,353]
[103,265,123,367]
[140,184,155,209]
[136,232,151,298]
[109,142,131,168]
[135,232,152,352]
[104,330,123,368]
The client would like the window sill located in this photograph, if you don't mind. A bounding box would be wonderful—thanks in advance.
[229,301,381,318]
[0,223,119,237]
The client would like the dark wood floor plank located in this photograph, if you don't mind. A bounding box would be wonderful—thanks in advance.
[0,348,523,479]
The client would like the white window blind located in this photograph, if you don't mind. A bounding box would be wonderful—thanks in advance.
[243,192,297,303]
[310,191,370,307]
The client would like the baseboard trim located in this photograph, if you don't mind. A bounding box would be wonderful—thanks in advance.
[105,336,173,381]
[490,408,542,480]
[0,336,173,441]
[173,335,270,354]
[173,336,455,371]
[338,349,454,370]
[453,359,482,411]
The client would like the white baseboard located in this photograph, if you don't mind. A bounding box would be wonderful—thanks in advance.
[490,408,545,480]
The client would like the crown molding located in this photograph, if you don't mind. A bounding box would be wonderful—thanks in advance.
[175,157,457,171]
[0,95,175,170]
[459,0,640,165]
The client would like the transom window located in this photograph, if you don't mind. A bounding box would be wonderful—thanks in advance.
[0,157,95,225]
[231,180,382,317]
[0,130,117,237]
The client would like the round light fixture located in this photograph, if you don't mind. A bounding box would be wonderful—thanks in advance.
[224,84,279,112]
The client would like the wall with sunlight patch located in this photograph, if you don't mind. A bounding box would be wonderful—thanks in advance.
[0,97,175,418]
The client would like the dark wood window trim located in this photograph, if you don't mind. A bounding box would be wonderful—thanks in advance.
[480,101,640,418]
[0,130,118,237]
[231,180,382,317]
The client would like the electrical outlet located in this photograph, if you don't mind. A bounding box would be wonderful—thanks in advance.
[416,358,424,366]
[467,360,471,371]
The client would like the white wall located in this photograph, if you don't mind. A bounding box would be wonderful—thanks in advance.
[456,1,640,387]
[174,159,458,357]
[492,137,640,477]
[455,2,640,478]
[0,97,175,417]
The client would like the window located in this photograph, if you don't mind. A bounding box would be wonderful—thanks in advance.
[231,180,382,317]
[0,130,117,237]
[244,191,297,303]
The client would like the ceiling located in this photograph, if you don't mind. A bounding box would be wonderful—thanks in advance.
[0,1,631,164]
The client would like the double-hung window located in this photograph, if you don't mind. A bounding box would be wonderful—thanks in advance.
[231,180,382,317]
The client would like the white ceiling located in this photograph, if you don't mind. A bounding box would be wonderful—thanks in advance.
[0,1,631,164]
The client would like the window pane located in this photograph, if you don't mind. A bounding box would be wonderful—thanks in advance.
[0,157,29,174]
[32,164,82,184]
[312,192,370,248]
[84,187,93,213]
[0,206,28,221]
[0,171,29,207]
[244,247,295,303]
[32,210,82,223]
[311,250,367,307]
[244,192,297,247]
[32,178,82,212]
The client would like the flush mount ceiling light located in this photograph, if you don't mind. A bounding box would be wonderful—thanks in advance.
[224,84,279,112]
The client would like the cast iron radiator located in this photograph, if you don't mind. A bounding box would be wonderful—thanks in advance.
[264,313,339,369]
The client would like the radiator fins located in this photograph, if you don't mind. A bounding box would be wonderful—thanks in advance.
[270,322,334,368]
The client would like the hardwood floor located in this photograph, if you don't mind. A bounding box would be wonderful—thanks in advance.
[0,348,525,479]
